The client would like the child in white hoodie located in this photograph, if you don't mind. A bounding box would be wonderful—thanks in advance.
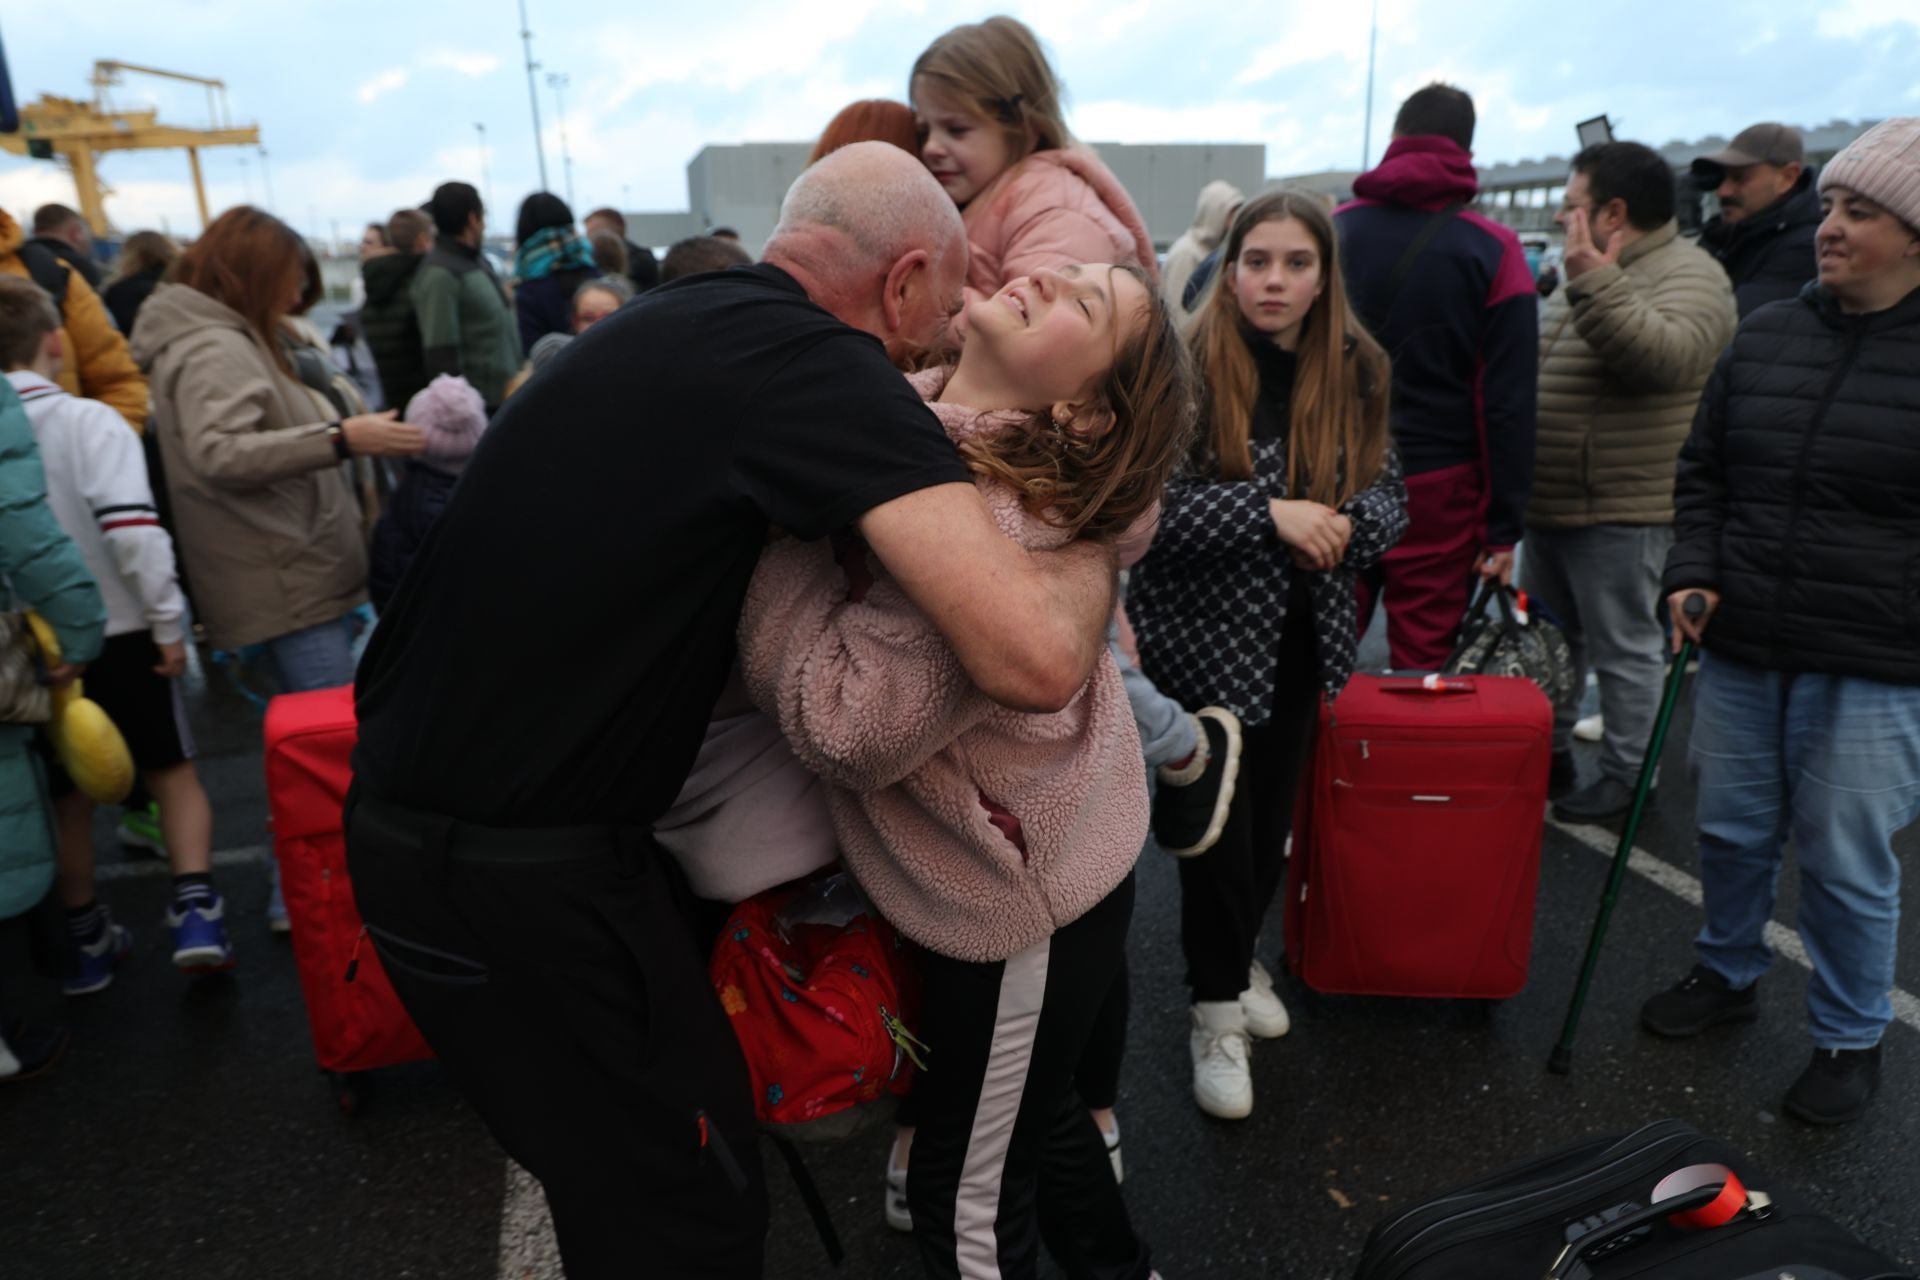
[0,275,227,990]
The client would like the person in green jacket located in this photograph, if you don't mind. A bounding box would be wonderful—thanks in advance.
[0,377,107,1081]
[412,183,521,410]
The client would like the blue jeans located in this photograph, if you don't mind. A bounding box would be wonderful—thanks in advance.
[1690,653,1920,1048]
[265,614,363,694]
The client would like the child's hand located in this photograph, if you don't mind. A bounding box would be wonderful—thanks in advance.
[152,640,187,678]
[1269,499,1348,571]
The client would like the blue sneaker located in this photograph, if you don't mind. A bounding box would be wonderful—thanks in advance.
[167,894,236,973]
[65,914,132,996]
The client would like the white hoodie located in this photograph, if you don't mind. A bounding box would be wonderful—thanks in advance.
[6,371,188,645]
[1162,179,1244,312]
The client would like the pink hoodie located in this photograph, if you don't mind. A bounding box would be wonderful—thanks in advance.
[737,368,1148,963]
[954,148,1160,338]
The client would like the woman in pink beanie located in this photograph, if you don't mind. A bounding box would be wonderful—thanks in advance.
[1648,116,1920,1128]
[368,375,488,609]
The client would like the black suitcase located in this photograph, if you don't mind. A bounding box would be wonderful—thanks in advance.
[1355,1118,1913,1279]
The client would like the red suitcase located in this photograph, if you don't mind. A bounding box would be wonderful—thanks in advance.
[1284,674,1551,999]
[263,687,432,1101]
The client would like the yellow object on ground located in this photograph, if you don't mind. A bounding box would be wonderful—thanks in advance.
[25,611,135,804]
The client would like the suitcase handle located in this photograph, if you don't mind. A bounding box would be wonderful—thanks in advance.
[1543,1171,1770,1280]
[1378,674,1476,695]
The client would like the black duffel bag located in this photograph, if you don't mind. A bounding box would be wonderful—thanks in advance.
[1355,1118,1911,1280]
[1443,580,1576,714]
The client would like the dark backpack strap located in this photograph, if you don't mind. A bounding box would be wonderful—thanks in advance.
[18,242,71,310]
[1370,202,1465,331]
[768,1133,845,1267]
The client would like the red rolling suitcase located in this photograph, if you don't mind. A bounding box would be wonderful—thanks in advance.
[1284,673,1551,998]
[263,687,432,1109]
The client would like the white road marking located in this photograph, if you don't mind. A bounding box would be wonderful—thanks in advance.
[1549,818,1920,1033]
[498,1163,561,1280]
[95,844,270,880]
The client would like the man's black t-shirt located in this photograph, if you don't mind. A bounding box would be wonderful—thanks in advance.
[353,265,969,827]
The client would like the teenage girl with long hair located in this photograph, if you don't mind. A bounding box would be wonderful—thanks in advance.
[1129,191,1409,1121]
[738,262,1190,1280]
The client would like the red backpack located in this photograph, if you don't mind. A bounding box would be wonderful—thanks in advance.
[710,874,924,1143]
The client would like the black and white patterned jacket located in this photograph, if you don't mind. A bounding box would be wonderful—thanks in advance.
[1129,346,1409,726]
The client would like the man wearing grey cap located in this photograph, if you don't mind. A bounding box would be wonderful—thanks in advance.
[1693,122,1821,317]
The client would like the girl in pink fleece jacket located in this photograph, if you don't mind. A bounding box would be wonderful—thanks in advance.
[910,17,1160,336]
[739,263,1191,1280]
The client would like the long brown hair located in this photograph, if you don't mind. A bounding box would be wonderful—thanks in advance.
[1187,191,1389,508]
[170,206,308,372]
[958,265,1195,542]
[910,16,1071,171]
[810,100,922,164]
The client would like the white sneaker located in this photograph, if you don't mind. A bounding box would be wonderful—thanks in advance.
[883,1145,912,1233]
[1241,961,1291,1039]
[1100,1119,1123,1183]
[1573,714,1604,743]
[1190,1001,1253,1119]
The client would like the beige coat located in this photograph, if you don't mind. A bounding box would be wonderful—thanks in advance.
[129,284,368,650]
[1528,221,1737,528]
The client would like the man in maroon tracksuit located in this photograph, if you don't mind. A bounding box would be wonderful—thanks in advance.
[1338,84,1538,672]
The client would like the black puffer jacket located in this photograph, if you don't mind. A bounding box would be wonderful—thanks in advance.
[1697,171,1822,320]
[1665,282,1920,685]
[368,461,459,612]
[361,253,428,412]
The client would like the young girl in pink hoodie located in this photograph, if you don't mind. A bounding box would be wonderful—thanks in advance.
[739,263,1191,1280]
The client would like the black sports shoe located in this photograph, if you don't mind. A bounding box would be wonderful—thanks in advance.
[1153,707,1242,857]
[1640,965,1759,1038]
[1784,1045,1881,1125]
[1549,750,1578,800]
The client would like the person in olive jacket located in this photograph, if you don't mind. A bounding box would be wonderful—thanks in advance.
[1522,141,1737,820]
[1643,118,1920,1128]
[412,183,520,411]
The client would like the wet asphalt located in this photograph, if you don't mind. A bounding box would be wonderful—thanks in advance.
[4,650,1917,1280]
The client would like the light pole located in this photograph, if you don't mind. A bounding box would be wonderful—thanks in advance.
[547,72,575,210]
[1361,0,1380,170]
[475,122,494,227]
[518,0,550,191]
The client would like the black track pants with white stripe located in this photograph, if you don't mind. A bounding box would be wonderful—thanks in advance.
[906,876,1152,1280]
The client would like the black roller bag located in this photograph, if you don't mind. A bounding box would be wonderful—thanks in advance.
[1355,1118,1913,1280]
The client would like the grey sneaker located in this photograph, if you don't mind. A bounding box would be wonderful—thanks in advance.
[1553,775,1644,823]
[1641,965,1759,1038]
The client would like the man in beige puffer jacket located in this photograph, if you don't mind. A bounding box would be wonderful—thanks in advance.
[1524,141,1737,821]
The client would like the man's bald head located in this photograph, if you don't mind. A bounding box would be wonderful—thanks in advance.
[764,141,968,361]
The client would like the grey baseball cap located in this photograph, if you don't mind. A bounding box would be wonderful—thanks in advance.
[1693,123,1805,175]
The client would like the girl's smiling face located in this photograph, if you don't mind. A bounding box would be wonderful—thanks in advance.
[957,263,1148,423]
[913,78,1018,208]
[1230,216,1326,350]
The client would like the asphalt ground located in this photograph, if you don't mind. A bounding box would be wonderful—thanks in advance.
[4,650,1917,1280]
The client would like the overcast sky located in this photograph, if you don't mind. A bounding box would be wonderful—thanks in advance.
[2,0,1915,242]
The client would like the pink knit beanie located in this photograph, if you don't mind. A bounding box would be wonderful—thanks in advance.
[1819,117,1920,233]
[403,374,489,471]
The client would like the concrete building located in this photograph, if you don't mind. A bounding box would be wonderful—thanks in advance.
[623,141,1267,254]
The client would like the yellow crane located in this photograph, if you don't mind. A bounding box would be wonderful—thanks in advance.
[0,61,260,236]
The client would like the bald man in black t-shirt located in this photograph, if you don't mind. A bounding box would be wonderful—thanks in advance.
[347,144,1118,1277]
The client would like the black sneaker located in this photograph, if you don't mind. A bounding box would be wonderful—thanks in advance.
[1153,707,1242,857]
[1640,965,1759,1038]
[1549,750,1578,800]
[0,1019,70,1084]
[1784,1045,1881,1125]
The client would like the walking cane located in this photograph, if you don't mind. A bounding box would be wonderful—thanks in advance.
[1547,592,1708,1075]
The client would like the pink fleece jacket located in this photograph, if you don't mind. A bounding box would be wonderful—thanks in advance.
[951,148,1160,340]
[737,368,1149,963]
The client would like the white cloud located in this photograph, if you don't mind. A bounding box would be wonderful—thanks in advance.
[356,68,409,104]
[1817,0,1920,37]
[422,49,502,78]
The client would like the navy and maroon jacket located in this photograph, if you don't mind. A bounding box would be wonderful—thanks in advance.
[1336,136,1538,549]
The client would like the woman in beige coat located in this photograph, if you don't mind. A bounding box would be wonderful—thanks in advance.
[130,206,423,925]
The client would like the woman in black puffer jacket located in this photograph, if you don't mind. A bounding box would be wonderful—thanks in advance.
[1649,118,1920,1129]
